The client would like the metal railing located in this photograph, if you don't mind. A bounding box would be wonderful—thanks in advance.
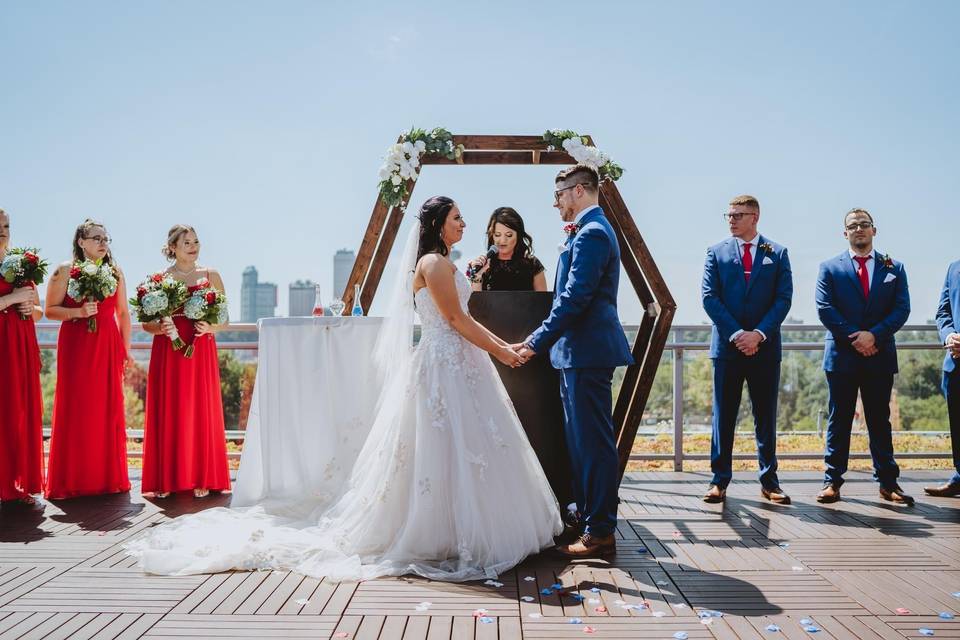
[36,322,952,468]
[637,324,950,470]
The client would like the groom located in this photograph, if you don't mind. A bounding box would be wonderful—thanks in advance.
[514,165,634,558]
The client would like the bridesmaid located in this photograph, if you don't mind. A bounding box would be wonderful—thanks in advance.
[141,225,230,499]
[0,208,44,504]
[44,219,133,499]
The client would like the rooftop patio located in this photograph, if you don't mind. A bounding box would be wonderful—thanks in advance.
[1,471,958,639]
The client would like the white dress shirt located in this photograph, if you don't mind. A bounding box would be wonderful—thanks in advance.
[730,234,766,343]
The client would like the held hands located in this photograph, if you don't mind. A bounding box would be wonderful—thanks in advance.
[849,330,879,357]
[734,330,763,356]
[194,321,214,337]
[12,286,39,306]
[946,332,960,359]
[495,344,526,368]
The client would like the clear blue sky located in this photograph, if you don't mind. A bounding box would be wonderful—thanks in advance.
[3,1,958,323]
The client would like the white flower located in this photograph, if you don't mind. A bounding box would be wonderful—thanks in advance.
[391,174,402,186]
[378,166,391,180]
[184,294,206,320]
[82,262,99,275]
[414,140,426,152]
[66,279,81,300]
[142,290,169,316]
[99,264,112,277]
[402,141,415,155]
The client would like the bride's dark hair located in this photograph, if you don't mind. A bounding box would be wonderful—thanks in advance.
[416,196,456,262]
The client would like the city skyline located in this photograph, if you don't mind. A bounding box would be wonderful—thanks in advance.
[4,2,958,324]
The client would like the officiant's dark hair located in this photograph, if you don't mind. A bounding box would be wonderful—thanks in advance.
[417,196,456,262]
[485,207,534,260]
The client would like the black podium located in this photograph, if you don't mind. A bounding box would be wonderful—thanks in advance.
[467,291,574,508]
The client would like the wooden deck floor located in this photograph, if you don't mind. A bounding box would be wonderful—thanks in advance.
[1,471,959,639]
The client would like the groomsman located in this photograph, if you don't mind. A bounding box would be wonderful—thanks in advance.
[701,195,793,504]
[925,260,960,497]
[815,208,913,504]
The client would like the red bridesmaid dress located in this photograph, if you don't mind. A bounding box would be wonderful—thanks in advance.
[45,289,130,499]
[0,281,44,500]
[141,280,230,494]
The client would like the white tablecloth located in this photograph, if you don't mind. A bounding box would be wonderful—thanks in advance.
[232,316,385,510]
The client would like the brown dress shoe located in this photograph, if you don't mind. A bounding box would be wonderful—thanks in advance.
[761,487,792,504]
[555,533,616,558]
[879,485,915,505]
[702,485,726,503]
[816,484,841,503]
[924,482,960,497]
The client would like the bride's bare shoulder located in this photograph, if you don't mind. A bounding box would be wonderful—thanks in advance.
[417,253,455,276]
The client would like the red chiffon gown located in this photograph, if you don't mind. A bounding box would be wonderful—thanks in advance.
[0,281,44,500]
[141,284,230,494]
[45,290,130,499]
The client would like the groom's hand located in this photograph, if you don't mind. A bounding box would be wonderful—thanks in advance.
[511,343,536,362]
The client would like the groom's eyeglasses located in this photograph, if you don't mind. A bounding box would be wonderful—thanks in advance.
[554,184,585,202]
[845,221,874,231]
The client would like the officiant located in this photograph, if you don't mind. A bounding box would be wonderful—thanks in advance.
[466,206,574,528]
[467,208,548,292]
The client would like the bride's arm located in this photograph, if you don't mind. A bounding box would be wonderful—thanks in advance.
[422,257,523,367]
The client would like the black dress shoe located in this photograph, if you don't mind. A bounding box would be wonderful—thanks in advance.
[879,485,915,505]
[924,482,960,497]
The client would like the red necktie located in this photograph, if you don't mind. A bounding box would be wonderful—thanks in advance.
[854,256,871,299]
[741,242,753,283]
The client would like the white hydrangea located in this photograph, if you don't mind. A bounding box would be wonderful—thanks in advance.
[0,254,22,281]
[184,294,206,320]
[82,262,99,275]
[66,278,81,300]
[141,290,169,316]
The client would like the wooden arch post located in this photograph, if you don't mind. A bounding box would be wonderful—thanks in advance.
[342,134,676,483]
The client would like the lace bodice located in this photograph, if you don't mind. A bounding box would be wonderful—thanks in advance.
[414,269,472,338]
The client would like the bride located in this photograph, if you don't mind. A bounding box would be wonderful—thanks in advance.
[125,196,563,582]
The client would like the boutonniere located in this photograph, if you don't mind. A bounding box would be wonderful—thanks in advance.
[758,242,774,255]
[879,253,894,268]
[563,222,581,238]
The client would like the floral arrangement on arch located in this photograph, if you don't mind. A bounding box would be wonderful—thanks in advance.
[378,127,465,208]
[542,129,624,182]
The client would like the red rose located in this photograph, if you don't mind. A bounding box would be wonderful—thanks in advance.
[24,252,38,263]
[151,273,163,283]
[69,266,81,279]
[205,291,217,304]
[137,287,147,300]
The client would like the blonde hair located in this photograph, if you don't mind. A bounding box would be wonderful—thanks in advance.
[162,224,197,260]
[729,195,760,210]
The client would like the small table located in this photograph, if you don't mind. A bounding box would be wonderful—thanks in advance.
[232,316,385,509]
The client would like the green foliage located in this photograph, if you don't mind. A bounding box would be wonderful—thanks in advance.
[124,386,144,429]
[218,351,245,428]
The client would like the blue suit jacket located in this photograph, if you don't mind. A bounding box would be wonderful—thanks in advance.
[816,250,910,373]
[936,259,960,374]
[527,207,634,369]
[701,235,793,362]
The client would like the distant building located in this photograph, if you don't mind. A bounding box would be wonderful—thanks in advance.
[240,266,277,322]
[333,249,355,299]
[289,280,316,317]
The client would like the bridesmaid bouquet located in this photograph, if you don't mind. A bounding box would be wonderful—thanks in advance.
[182,278,228,358]
[67,259,118,332]
[1,247,49,319]
[129,273,189,350]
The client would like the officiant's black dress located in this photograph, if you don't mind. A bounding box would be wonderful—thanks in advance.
[479,255,545,291]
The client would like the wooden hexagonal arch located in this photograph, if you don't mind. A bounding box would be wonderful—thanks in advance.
[341,134,676,483]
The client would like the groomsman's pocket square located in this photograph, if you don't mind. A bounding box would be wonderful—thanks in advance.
[762,256,774,265]
[884,273,897,283]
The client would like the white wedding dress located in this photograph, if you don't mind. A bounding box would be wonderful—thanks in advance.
[125,268,563,582]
